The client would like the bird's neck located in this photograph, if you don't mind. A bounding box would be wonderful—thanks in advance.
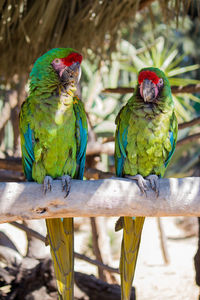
[129,88,173,116]
[59,83,77,106]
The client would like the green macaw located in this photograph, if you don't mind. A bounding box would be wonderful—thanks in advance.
[20,48,88,299]
[115,67,178,300]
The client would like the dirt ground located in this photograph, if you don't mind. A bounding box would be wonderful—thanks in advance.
[74,217,199,300]
[135,217,199,300]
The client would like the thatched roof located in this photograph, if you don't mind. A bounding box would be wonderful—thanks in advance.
[0,0,198,79]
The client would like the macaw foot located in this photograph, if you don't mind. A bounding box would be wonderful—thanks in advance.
[146,174,159,196]
[125,174,159,196]
[125,174,148,194]
[61,175,71,198]
[43,176,53,194]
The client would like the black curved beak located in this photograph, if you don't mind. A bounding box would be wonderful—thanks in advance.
[61,62,81,83]
[69,61,81,82]
[142,79,156,102]
[69,61,80,72]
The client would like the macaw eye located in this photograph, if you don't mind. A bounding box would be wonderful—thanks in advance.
[158,78,163,85]
[54,58,61,64]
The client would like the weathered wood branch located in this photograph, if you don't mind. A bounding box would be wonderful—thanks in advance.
[102,84,200,94]
[90,217,107,281]
[0,158,23,172]
[177,133,200,147]
[0,177,199,224]
[179,116,200,129]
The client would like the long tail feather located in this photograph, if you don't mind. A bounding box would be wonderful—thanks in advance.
[120,216,145,300]
[46,218,74,300]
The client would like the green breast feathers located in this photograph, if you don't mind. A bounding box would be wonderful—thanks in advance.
[116,101,177,177]
[115,67,178,178]
[20,94,77,183]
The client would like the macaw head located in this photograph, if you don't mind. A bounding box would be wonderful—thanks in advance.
[51,51,82,86]
[137,67,170,103]
[29,48,82,94]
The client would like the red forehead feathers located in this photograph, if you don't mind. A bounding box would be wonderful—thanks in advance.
[61,52,82,66]
[138,70,160,84]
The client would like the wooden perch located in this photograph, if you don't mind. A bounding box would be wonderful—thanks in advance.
[0,177,199,224]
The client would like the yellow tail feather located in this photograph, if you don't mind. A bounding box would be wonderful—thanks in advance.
[46,218,74,300]
[120,216,145,300]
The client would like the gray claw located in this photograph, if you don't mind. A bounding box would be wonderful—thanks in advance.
[61,175,71,197]
[125,174,148,195]
[146,174,159,196]
[43,176,53,194]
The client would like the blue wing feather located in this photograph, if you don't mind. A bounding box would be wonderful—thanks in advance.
[116,127,128,177]
[164,130,176,167]
[115,115,134,220]
[77,117,87,179]
[74,100,88,180]
[22,124,35,181]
